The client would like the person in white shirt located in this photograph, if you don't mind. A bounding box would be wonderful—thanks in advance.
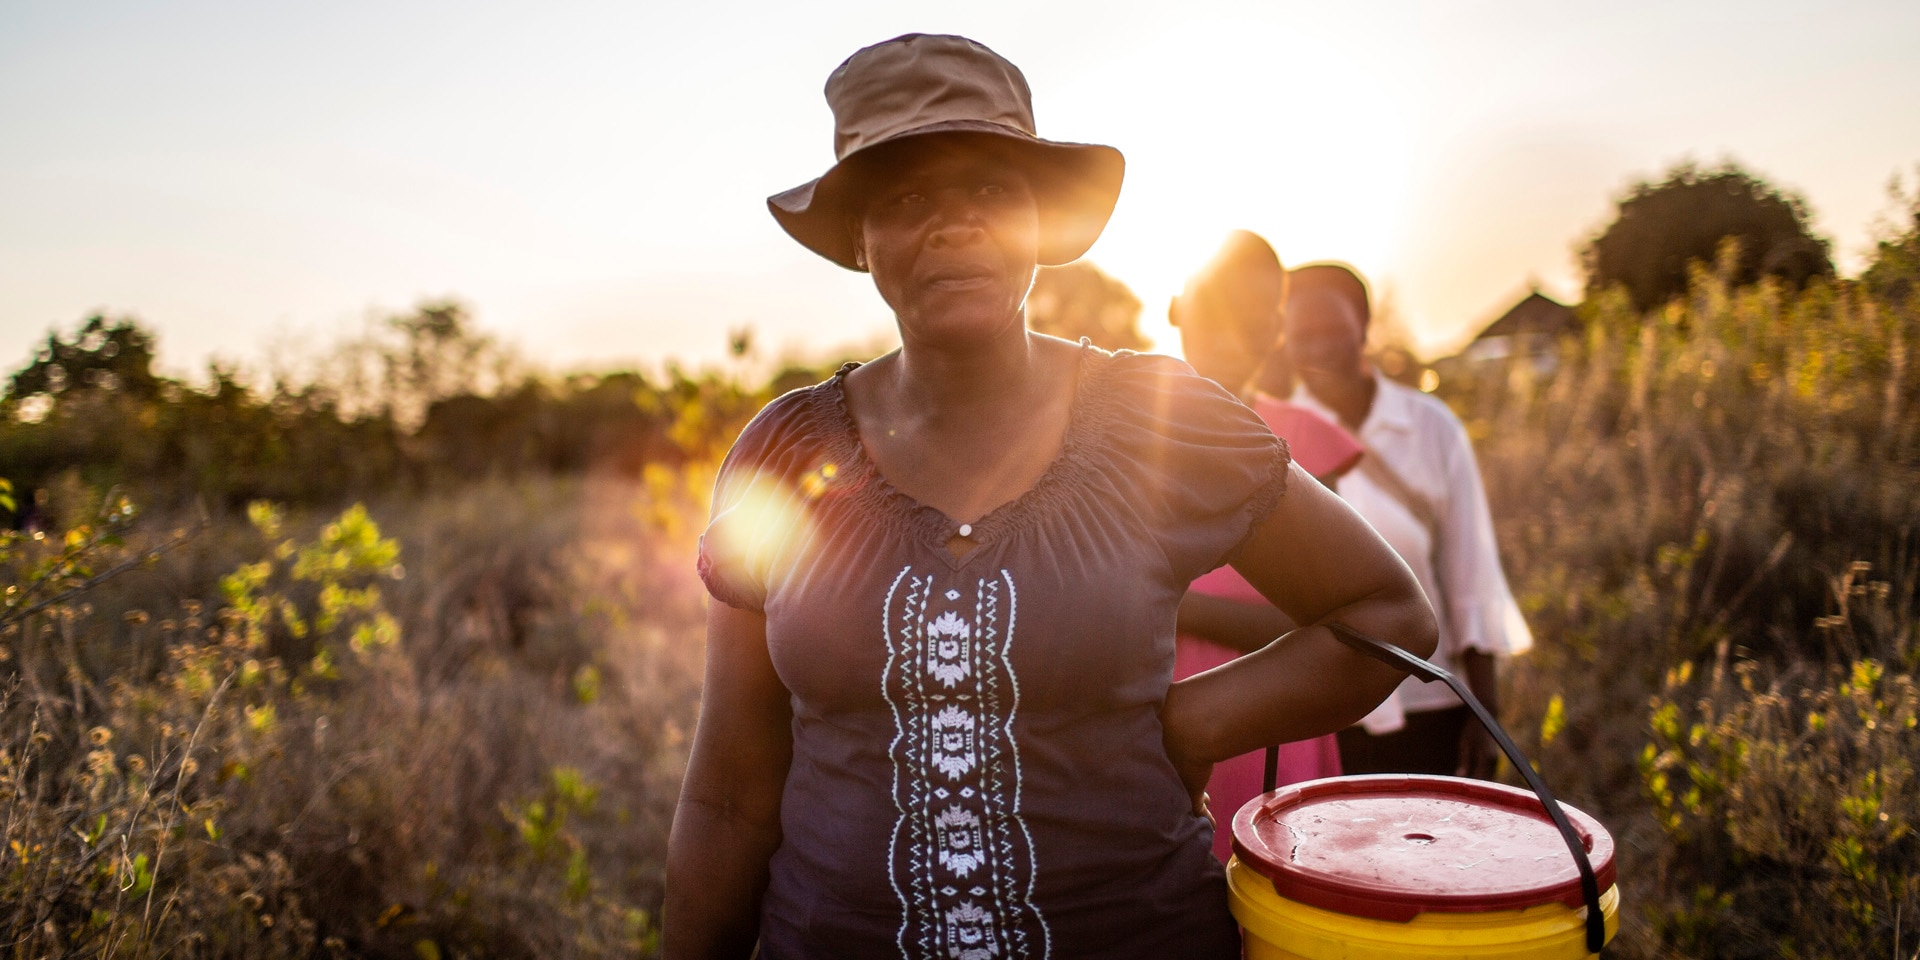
[1282,262,1533,779]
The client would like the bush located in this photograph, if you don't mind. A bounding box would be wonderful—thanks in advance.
[1643,631,1917,956]
[1439,235,1919,956]
[0,475,714,957]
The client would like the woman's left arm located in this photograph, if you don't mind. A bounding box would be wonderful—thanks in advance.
[1175,593,1299,655]
[1161,461,1438,797]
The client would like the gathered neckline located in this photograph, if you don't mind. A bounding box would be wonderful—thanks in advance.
[811,343,1123,568]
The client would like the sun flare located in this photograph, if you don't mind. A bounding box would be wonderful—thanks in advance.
[1058,21,1414,356]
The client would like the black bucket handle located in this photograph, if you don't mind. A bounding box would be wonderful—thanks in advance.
[1258,622,1608,956]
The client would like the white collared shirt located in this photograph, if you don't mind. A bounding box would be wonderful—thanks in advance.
[1292,373,1533,731]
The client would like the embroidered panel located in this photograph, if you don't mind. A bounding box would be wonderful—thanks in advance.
[884,567,1047,960]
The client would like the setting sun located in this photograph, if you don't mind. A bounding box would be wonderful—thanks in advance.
[1065,17,1412,353]
[6,2,1912,372]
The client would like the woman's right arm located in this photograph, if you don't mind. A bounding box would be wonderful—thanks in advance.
[1176,592,1299,655]
[1160,460,1438,805]
[663,601,793,959]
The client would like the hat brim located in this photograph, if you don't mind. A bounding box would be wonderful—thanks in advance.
[768,121,1124,272]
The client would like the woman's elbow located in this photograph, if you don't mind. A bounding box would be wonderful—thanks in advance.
[1360,573,1439,661]
[1399,587,1441,660]
[1329,577,1437,663]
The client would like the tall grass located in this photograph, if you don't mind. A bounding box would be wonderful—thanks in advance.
[1443,246,1919,958]
[1,472,713,957]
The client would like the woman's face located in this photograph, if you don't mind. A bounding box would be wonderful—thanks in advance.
[850,140,1041,348]
[1173,271,1284,393]
[1284,287,1367,378]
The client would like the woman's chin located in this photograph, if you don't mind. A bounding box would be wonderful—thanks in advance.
[900,299,1026,348]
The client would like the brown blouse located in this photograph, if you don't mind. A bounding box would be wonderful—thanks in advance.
[699,346,1291,959]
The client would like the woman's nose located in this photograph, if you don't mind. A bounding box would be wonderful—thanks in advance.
[926,189,989,246]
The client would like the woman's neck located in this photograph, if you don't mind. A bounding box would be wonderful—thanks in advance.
[889,323,1048,426]
[1301,365,1376,433]
[843,320,1080,531]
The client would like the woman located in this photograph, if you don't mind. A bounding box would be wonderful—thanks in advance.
[1280,262,1533,779]
[664,35,1436,959]
[1166,231,1355,864]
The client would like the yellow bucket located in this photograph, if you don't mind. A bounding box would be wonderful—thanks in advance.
[1228,775,1619,959]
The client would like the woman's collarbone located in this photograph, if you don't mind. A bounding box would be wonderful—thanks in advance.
[882,420,1064,520]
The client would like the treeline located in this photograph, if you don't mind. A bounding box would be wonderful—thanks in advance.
[0,304,837,520]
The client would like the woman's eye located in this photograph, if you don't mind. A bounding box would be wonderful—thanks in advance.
[897,192,927,205]
[977,183,1005,197]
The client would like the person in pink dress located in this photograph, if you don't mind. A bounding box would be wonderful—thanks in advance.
[1168,231,1365,862]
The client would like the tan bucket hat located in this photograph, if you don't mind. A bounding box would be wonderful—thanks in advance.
[769,33,1125,272]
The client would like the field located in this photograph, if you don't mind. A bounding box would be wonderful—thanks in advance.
[3,229,1917,956]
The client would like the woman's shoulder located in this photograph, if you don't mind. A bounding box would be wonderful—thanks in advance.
[1082,348,1278,444]
[718,372,848,479]
[1074,346,1287,488]
[1091,346,1206,383]
[1073,347,1290,580]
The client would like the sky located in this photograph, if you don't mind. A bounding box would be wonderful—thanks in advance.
[3,0,1918,382]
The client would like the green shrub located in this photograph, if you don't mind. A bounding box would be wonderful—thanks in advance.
[1441,228,1919,956]
[1641,568,1916,957]
[1,480,702,957]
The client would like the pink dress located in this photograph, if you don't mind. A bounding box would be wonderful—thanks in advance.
[1174,394,1356,863]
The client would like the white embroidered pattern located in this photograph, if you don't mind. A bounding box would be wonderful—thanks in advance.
[930,706,978,780]
[884,567,1047,960]
[926,611,973,688]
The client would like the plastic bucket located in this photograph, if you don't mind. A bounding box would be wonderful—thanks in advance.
[1228,775,1619,959]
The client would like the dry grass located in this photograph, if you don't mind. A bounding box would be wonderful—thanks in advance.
[1,472,710,958]
[1441,254,1919,958]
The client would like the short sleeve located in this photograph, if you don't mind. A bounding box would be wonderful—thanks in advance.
[697,387,823,612]
[1095,353,1292,584]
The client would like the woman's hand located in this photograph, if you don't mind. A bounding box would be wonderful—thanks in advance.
[1454,649,1501,780]
[1161,681,1216,825]
[1456,719,1500,780]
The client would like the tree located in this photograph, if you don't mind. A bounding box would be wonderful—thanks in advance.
[1026,261,1148,352]
[1861,167,1920,308]
[320,299,522,428]
[1583,160,1833,312]
[4,315,164,409]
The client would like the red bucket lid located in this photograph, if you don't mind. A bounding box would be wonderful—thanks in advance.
[1231,774,1616,923]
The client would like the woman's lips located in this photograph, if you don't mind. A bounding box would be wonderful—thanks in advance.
[925,267,997,290]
